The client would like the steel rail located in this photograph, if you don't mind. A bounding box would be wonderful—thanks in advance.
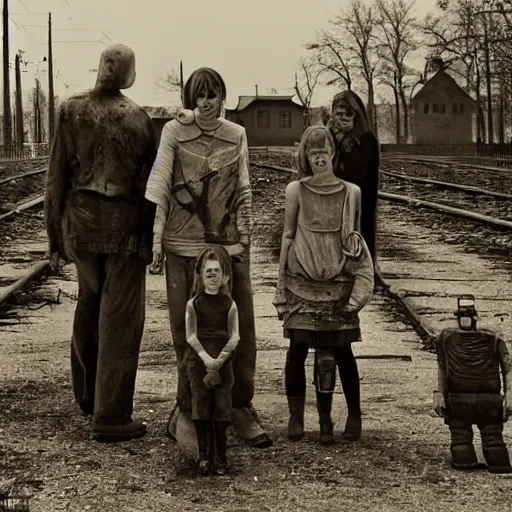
[0,194,45,222]
[252,161,512,229]
[0,167,47,186]
[380,170,512,200]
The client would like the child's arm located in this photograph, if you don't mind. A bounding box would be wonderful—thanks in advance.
[216,301,240,367]
[185,299,217,371]
[497,337,512,421]
[273,181,300,315]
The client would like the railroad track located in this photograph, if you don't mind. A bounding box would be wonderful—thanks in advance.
[252,160,512,231]
[0,166,49,311]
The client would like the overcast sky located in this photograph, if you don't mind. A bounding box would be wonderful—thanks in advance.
[4,0,440,110]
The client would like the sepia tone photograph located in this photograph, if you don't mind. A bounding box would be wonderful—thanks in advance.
[1,0,512,510]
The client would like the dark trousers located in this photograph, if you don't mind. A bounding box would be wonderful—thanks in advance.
[165,252,256,411]
[69,250,146,424]
[285,340,361,415]
[449,419,506,451]
[185,347,234,421]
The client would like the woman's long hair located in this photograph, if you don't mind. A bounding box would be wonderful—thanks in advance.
[182,67,227,116]
[297,125,336,179]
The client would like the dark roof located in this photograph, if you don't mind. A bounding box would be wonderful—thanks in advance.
[412,70,476,104]
[233,94,303,111]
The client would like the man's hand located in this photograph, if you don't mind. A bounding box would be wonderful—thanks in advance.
[49,252,60,272]
[343,303,358,314]
[433,391,446,417]
[240,234,249,248]
[503,392,512,422]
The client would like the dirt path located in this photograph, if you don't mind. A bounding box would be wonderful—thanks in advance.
[1,231,512,511]
[2,164,512,511]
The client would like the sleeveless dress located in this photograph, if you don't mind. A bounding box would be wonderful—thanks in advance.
[282,177,373,346]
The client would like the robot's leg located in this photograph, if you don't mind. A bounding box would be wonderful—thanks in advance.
[480,423,512,473]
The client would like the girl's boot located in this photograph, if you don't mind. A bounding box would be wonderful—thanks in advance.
[287,397,305,441]
[213,421,230,475]
[193,420,211,476]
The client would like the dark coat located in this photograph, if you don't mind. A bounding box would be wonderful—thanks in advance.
[332,131,380,263]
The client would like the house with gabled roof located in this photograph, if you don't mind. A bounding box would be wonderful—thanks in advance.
[226,89,307,146]
[410,57,476,144]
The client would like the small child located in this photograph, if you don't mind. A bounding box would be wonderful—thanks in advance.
[184,245,240,476]
[434,295,512,473]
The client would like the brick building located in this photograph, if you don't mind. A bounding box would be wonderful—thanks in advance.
[226,94,306,146]
[410,58,476,144]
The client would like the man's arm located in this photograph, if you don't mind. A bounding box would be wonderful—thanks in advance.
[44,104,72,259]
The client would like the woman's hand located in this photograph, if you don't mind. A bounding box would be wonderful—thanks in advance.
[149,245,164,274]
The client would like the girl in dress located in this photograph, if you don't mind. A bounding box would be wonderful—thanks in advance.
[273,125,374,444]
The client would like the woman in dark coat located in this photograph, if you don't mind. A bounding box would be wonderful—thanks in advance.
[327,91,380,267]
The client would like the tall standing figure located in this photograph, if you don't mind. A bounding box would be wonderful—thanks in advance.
[44,44,157,442]
[273,125,374,444]
[327,90,380,267]
[145,67,272,449]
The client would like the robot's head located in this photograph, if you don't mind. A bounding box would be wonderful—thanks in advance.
[454,295,478,330]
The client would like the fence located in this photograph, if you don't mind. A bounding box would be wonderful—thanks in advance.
[0,144,49,161]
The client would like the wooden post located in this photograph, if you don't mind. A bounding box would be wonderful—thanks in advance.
[3,0,12,151]
[15,52,24,151]
[179,60,184,104]
[35,78,41,144]
[48,12,55,146]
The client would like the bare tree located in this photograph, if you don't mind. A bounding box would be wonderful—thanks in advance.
[333,0,381,133]
[305,30,357,90]
[376,0,419,143]
[154,67,181,93]
[294,56,321,126]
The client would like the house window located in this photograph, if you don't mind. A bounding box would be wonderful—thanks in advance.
[279,111,292,128]
[453,103,458,114]
[460,103,464,114]
[440,104,446,114]
[257,110,270,128]
[424,104,429,114]
[433,104,439,113]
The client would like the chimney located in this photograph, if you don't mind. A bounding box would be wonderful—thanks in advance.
[430,56,444,74]
[255,84,258,97]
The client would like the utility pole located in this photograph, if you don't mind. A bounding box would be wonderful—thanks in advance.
[179,60,184,103]
[34,78,41,143]
[3,0,12,151]
[482,16,494,144]
[15,52,24,151]
[48,12,55,146]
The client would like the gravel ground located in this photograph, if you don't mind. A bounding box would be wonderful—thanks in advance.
[2,155,512,511]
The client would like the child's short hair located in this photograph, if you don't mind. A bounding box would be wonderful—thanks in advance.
[297,125,336,178]
[183,67,227,111]
[192,245,233,295]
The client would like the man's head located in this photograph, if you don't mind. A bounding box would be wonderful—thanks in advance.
[455,295,478,331]
[95,44,136,92]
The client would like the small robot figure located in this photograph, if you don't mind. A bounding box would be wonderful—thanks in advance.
[434,295,512,473]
